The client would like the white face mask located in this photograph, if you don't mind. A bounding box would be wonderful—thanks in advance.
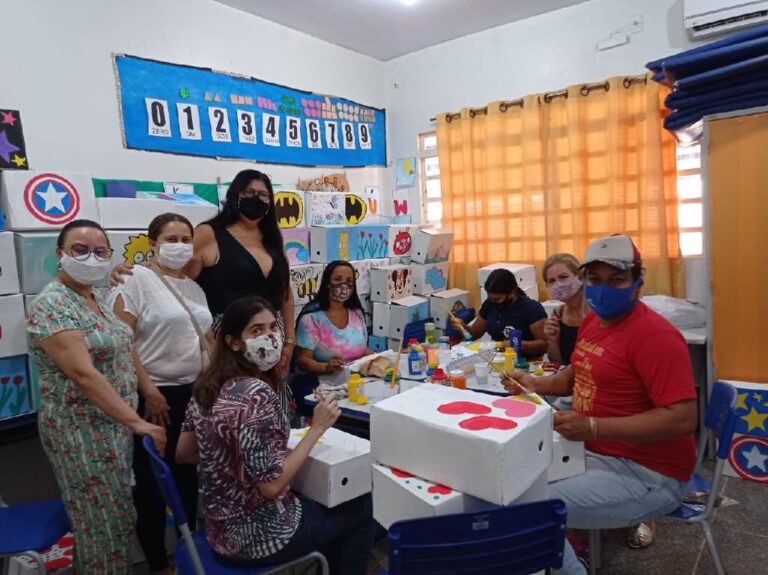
[244,333,283,372]
[60,253,112,286]
[156,242,194,270]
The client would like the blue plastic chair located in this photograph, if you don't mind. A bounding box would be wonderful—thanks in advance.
[588,381,738,575]
[142,436,329,575]
[0,495,70,572]
[382,499,567,575]
[402,317,434,344]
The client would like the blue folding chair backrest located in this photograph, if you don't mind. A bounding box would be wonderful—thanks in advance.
[402,318,433,344]
[702,380,738,463]
[388,499,567,575]
[142,436,189,526]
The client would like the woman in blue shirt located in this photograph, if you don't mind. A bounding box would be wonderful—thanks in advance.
[452,269,548,358]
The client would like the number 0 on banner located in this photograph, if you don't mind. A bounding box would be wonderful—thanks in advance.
[146,98,171,137]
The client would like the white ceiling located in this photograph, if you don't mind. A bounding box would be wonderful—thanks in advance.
[214,0,590,61]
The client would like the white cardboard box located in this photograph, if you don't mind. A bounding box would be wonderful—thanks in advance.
[480,284,539,302]
[0,232,20,295]
[411,262,449,296]
[411,229,453,264]
[548,433,586,483]
[370,264,413,303]
[360,293,373,329]
[13,232,60,294]
[0,294,28,357]
[372,296,430,339]
[282,227,311,266]
[106,230,154,269]
[388,224,417,258]
[305,192,346,227]
[478,263,538,291]
[429,289,470,330]
[372,463,494,529]
[344,191,369,225]
[310,225,355,262]
[287,427,372,508]
[274,189,306,229]
[1,170,99,230]
[289,263,326,306]
[97,197,216,229]
[351,260,372,295]
[371,385,553,505]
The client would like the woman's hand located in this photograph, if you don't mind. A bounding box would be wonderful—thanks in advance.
[553,411,592,441]
[276,344,294,378]
[142,386,170,427]
[543,316,561,342]
[501,370,536,395]
[311,398,341,432]
[109,263,134,287]
[131,420,168,455]
[326,357,344,373]
[449,316,466,331]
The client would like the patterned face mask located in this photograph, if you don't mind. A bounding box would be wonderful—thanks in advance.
[548,277,582,302]
[329,282,353,302]
[243,333,283,371]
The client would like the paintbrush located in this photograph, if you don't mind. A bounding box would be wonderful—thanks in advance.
[500,373,546,406]
[442,302,473,341]
[391,336,405,390]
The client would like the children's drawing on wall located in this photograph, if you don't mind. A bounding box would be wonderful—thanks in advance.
[345,193,367,225]
[355,229,388,259]
[393,187,411,223]
[362,186,380,216]
[123,234,154,264]
[396,158,416,188]
[274,190,305,228]
[297,172,350,194]
[389,268,410,299]
[0,109,28,170]
[0,357,30,419]
[392,230,412,256]
[425,266,447,291]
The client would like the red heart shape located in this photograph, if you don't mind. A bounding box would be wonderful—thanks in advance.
[437,401,491,416]
[491,398,537,418]
[459,415,518,431]
[390,467,415,479]
[0,377,9,385]
[427,484,453,495]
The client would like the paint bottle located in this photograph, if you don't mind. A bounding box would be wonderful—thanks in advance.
[408,345,423,377]
[449,370,467,390]
[417,345,427,371]
[424,322,437,345]
[431,368,449,386]
[503,348,516,372]
[426,360,438,378]
[347,373,363,402]
[438,336,451,350]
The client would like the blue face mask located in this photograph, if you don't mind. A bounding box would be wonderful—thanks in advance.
[584,279,642,320]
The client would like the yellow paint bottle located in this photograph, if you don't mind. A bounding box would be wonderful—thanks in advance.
[503,348,517,372]
[347,373,363,402]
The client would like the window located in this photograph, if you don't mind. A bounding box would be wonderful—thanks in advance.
[676,145,704,257]
[418,132,442,227]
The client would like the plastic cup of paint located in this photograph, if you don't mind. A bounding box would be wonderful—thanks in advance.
[474,363,490,385]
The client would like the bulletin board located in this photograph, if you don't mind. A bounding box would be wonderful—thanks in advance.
[113,54,387,168]
[708,112,768,382]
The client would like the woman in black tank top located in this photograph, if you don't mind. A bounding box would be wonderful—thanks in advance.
[542,253,587,365]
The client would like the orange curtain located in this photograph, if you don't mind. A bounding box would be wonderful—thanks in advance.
[708,113,768,382]
[437,75,684,308]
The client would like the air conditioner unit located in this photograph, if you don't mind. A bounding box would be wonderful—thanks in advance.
[684,0,768,38]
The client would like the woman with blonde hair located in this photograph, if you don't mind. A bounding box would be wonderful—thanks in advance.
[542,253,588,365]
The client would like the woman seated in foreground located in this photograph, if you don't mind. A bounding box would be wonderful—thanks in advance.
[295,260,372,375]
[176,296,377,574]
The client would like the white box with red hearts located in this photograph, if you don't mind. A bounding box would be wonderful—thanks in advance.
[549,432,586,483]
[371,384,553,505]
[372,463,550,529]
[287,426,372,508]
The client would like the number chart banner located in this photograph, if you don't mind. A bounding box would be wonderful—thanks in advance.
[113,54,386,168]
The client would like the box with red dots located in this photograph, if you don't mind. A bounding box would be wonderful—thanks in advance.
[371,384,553,505]
[0,355,31,420]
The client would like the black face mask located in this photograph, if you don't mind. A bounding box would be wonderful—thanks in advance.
[239,197,270,221]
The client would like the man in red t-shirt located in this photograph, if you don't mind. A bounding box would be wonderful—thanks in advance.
[504,235,697,575]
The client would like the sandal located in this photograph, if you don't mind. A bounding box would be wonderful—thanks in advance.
[626,521,656,550]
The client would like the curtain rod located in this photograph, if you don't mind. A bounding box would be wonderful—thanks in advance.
[430,74,648,122]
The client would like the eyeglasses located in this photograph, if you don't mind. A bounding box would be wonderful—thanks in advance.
[66,243,114,262]
[239,189,271,202]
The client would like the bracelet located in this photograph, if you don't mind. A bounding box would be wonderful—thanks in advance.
[589,416,599,440]
[285,337,296,345]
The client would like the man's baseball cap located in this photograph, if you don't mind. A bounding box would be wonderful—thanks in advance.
[580,234,642,271]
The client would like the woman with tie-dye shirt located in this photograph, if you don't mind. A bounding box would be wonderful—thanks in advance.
[295,261,372,375]
[177,296,377,573]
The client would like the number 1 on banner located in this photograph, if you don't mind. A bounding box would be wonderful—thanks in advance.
[237,110,257,144]
[263,113,280,147]
[358,123,372,150]
[342,122,356,150]
[208,107,232,142]
[286,117,302,148]
[177,103,201,140]
[146,98,171,137]
[325,121,339,149]
[305,119,322,149]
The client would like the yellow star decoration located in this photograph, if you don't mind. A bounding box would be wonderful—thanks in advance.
[754,392,765,403]
[741,407,768,432]
[10,154,26,168]
[736,393,749,411]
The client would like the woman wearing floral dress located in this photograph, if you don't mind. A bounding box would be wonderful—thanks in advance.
[27,219,165,574]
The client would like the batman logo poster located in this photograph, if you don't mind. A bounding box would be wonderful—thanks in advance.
[274,191,304,228]
[345,194,367,225]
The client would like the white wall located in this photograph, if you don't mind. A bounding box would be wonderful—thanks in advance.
[384,0,707,301]
[0,0,388,192]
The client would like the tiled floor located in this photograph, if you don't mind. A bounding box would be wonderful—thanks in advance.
[1,433,765,575]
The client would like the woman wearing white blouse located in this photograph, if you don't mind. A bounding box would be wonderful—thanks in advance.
[111,213,213,575]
